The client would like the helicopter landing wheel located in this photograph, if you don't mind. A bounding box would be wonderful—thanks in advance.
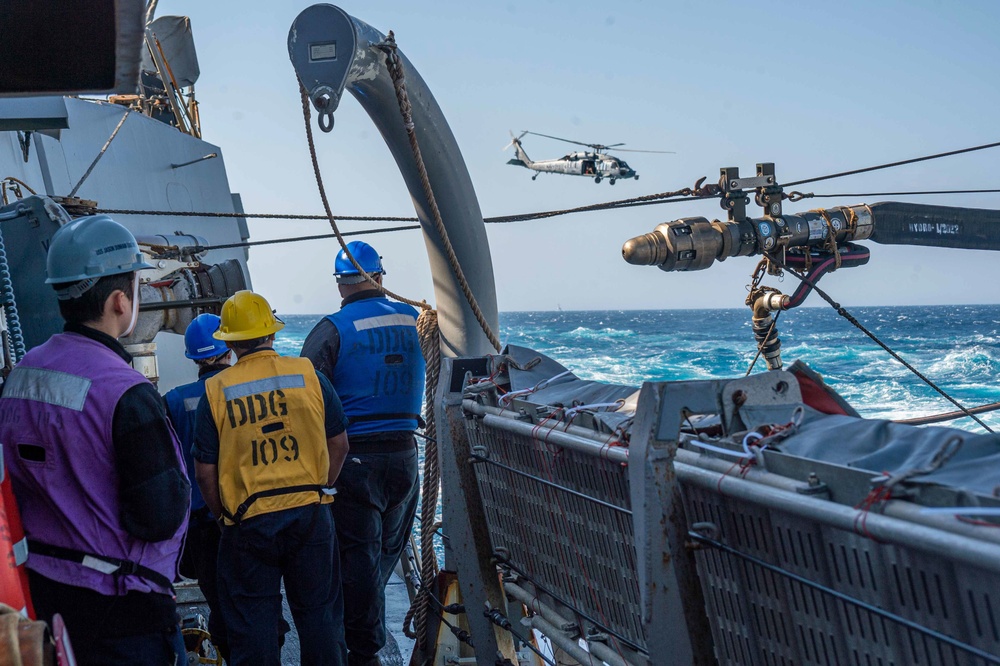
[635,174,639,180]
[609,178,616,185]
[531,174,538,180]
[594,175,602,183]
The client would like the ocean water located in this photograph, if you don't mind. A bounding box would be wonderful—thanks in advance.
[275,305,1000,431]
[277,305,1000,570]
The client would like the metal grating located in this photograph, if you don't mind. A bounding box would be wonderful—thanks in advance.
[683,484,1000,666]
[465,416,646,651]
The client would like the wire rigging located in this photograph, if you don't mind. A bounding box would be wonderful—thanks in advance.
[95,209,420,221]
[195,225,420,252]
[86,136,1000,231]
[782,139,1000,188]
[787,188,1000,201]
[94,192,707,225]
[767,253,995,433]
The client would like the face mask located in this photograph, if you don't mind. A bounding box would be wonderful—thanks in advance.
[123,274,140,337]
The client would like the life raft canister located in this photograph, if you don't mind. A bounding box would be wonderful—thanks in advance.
[0,456,34,618]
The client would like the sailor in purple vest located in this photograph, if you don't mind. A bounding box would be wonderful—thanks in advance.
[300,241,424,666]
[164,313,232,661]
[0,215,190,665]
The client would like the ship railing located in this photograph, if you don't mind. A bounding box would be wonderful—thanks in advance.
[461,399,645,664]
[441,359,1000,666]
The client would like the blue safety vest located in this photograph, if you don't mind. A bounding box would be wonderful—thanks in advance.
[164,369,223,513]
[326,296,425,436]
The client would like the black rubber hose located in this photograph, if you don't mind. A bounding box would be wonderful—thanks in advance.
[868,202,1000,250]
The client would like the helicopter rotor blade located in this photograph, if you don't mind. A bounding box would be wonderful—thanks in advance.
[525,131,673,153]
[523,130,594,148]
[608,148,677,154]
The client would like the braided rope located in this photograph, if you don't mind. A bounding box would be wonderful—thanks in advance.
[377,33,502,353]
[373,32,505,652]
[407,309,442,648]
[300,33,506,650]
[813,208,842,270]
[299,85,429,311]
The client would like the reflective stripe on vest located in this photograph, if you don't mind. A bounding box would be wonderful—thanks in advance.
[2,367,91,411]
[352,313,419,330]
[205,351,331,524]
[223,374,307,402]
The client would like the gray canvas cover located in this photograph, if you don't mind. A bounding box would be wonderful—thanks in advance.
[774,414,1000,498]
[500,345,1000,501]
[502,344,638,434]
[142,16,200,87]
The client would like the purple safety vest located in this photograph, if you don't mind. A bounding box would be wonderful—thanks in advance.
[0,332,187,595]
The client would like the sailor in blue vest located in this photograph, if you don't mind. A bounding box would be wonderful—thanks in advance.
[301,241,424,666]
[163,313,232,661]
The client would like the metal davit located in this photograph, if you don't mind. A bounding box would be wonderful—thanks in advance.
[287,5,499,359]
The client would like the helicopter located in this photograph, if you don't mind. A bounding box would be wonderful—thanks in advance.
[504,130,674,184]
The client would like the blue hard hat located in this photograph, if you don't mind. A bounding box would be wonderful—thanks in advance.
[334,241,384,284]
[184,313,230,359]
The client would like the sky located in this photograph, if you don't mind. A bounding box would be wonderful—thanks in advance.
[165,0,1000,314]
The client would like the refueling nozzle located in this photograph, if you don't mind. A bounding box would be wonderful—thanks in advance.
[622,206,874,272]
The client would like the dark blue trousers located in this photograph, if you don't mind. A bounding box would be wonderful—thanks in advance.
[180,510,228,659]
[332,447,419,664]
[73,627,186,666]
[27,570,185,666]
[218,503,347,666]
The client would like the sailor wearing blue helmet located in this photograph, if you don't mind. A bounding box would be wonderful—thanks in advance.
[163,313,232,661]
[300,240,425,666]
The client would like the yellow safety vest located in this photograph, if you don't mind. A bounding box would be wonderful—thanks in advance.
[205,350,332,524]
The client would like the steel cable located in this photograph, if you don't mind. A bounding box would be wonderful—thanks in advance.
[69,111,130,197]
[782,139,1000,188]
[788,188,1000,201]
[91,185,1000,230]
[767,253,995,433]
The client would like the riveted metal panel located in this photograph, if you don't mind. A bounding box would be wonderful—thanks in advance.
[465,415,644,653]
[682,483,1000,666]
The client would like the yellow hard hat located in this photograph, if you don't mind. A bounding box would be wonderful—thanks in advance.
[214,291,285,341]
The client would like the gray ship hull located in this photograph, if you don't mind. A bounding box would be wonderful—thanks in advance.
[2,96,251,389]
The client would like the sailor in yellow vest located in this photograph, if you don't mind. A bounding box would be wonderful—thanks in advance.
[192,291,349,666]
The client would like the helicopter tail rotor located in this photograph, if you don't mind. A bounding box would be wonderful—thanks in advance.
[502,130,529,151]
[504,130,533,168]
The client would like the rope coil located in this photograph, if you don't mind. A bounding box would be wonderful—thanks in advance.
[410,309,442,649]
